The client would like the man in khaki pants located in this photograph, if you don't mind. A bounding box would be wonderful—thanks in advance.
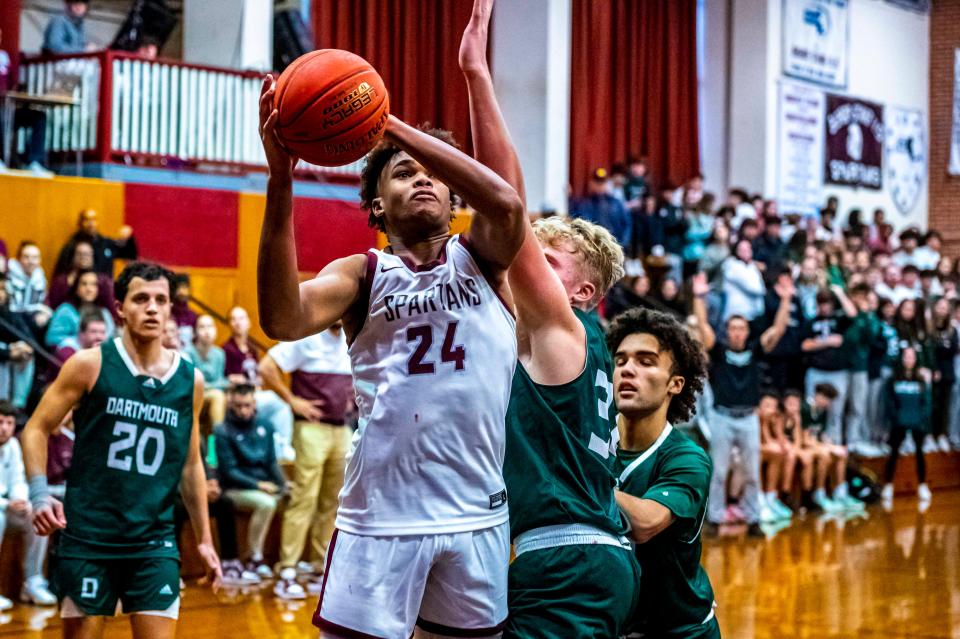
[258,323,353,599]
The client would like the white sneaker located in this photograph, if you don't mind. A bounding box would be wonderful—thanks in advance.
[306,576,325,595]
[937,435,951,453]
[759,504,778,523]
[26,162,54,177]
[295,561,317,576]
[273,568,306,600]
[0,159,7,172]
[249,561,274,580]
[838,495,866,511]
[918,483,932,502]
[902,438,916,455]
[222,559,261,586]
[921,436,938,454]
[771,497,793,520]
[813,493,842,513]
[20,577,56,606]
[0,595,11,612]
[881,483,895,502]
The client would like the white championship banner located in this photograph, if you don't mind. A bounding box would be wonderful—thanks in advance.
[782,0,849,88]
[776,81,825,219]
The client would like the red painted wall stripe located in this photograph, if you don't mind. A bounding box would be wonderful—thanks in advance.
[293,197,377,273]
[125,183,240,268]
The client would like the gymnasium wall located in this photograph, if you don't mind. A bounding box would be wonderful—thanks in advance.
[928,1,960,253]
[703,0,930,230]
[0,173,378,345]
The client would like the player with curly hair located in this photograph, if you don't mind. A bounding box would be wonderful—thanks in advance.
[606,307,721,638]
[459,1,640,636]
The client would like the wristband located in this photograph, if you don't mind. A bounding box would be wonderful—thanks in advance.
[28,475,51,512]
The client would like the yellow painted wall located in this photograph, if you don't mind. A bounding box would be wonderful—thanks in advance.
[0,174,125,273]
[1,175,474,350]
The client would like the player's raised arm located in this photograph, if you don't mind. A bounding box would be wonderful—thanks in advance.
[257,76,366,341]
[22,350,100,535]
[180,369,222,591]
[459,0,581,339]
[382,115,524,273]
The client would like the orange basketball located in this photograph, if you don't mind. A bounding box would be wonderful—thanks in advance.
[273,49,390,167]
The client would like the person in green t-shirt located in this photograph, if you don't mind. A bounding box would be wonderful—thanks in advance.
[21,262,222,639]
[460,3,640,636]
[607,307,720,638]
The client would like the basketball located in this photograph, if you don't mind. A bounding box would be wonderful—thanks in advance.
[273,49,390,167]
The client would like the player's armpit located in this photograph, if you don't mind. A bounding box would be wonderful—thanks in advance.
[278,254,367,341]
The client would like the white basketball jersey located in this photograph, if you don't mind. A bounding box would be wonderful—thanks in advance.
[337,235,518,536]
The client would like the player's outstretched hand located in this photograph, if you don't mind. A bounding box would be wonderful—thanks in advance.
[459,0,493,76]
[197,542,223,592]
[259,75,297,179]
[32,498,66,536]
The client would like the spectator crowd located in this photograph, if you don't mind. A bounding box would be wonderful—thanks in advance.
[0,208,356,609]
[572,159,959,531]
[0,161,958,610]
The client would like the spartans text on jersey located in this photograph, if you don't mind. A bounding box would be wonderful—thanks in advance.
[105,396,179,428]
[382,278,483,322]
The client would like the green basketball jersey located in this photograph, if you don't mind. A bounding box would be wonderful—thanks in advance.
[504,308,625,538]
[616,425,716,638]
[59,338,195,559]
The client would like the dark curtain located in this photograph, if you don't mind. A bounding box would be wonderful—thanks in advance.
[0,0,21,82]
[313,0,476,148]
[569,0,700,195]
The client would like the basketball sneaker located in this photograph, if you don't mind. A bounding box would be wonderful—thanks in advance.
[812,490,842,513]
[937,435,951,453]
[273,568,306,600]
[0,595,11,612]
[222,559,261,586]
[306,575,325,595]
[917,483,932,503]
[249,560,274,580]
[759,502,778,524]
[881,483,895,502]
[20,576,56,606]
[770,496,793,520]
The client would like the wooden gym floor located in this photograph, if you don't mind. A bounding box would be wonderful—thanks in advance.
[2,490,959,638]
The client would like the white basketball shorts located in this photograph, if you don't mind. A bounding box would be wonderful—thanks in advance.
[312,522,509,638]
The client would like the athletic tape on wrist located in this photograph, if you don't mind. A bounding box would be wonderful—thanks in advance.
[28,475,51,511]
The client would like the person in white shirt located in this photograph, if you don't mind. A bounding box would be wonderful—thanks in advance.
[722,239,766,322]
[875,265,919,307]
[0,401,56,609]
[258,326,354,599]
[892,228,923,269]
[913,231,942,272]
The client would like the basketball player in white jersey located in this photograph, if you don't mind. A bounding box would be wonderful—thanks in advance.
[257,74,524,637]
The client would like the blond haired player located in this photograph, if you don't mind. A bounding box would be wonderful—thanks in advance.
[460,2,639,636]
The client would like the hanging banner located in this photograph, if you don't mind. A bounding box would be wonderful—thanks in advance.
[885,106,925,219]
[782,0,849,88]
[776,81,825,218]
[950,49,960,176]
[824,94,884,190]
